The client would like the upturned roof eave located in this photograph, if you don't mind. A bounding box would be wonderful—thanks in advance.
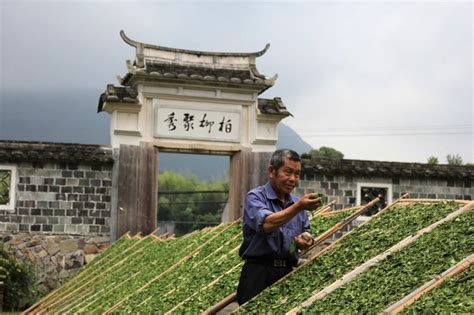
[120,30,270,58]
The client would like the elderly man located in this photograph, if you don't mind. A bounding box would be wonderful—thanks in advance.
[236,149,321,305]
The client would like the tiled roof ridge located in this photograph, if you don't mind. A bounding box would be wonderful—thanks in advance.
[145,59,255,71]
[117,31,277,94]
[300,155,474,179]
[302,155,473,168]
[0,139,111,148]
[120,30,270,58]
[0,140,113,164]
[144,60,260,76]
[119,63,276,92]
[143,59,267,80]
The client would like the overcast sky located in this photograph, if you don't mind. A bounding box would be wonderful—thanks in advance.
[1,0,472,164]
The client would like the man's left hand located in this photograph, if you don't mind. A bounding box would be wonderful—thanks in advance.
[294,232,314,250]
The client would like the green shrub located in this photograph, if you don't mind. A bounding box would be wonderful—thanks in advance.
[0,244,38,311]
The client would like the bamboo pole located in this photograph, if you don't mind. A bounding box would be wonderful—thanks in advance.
[149,226,160,235]
[132,232,143,240]
[60,279,120,315]
[300,197,381,257]
[0,281,3,313]
[188,233,241,270]
[158,232,169,239]
[166,254,244,314]
[204,292,239,315]
[136,295,153,309]
[382,253,474,314]
[103,219,242,315]
[37,236,155,313]
[47,231,209,314]
[286,201,474,315]
[73,269,142,314]
[313,200,335,215]
[398,198,469,204]
[318,206,362,217]
[58,230,217,313]
[304,194,407,263]
[73,228,230,314]
[151,234,163,240]
[306,199,332,221]
[26,223,231,313]
[66,231,193,313]
[40,237,151,312]
[317,201,336,215]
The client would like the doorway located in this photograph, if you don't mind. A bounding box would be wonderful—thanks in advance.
[157,152,230,236]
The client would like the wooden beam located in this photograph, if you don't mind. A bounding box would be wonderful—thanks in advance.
[204,292,238,315]
[317,205,362,217]
[228,150,252,221]
[117,143,158,237]
[399,198,469,204]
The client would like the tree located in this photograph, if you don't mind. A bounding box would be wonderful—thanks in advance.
[426,156,439,165]
[446,154,463,166]
[309,146,344,160]
[157,171,228,235]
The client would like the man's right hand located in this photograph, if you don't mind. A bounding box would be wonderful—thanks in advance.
[262,194,322,233]
[297,194,322,211]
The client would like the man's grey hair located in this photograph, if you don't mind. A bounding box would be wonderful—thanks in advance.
[269,149,301,171]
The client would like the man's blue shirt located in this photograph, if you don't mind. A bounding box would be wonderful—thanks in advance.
[239,181,311,262]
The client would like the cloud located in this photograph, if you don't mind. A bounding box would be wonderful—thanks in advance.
[0,0,472,163]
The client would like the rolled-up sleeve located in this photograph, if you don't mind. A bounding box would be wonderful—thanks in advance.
[244,192,274,233]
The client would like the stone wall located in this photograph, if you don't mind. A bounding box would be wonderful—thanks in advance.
[296,174,473,209]
[1,233,110,293]
[0,162,112,234]
[0,149,114,293]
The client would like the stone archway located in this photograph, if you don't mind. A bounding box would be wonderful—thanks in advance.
[98,31,291,239]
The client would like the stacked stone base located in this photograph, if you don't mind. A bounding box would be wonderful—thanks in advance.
[1,233,110,293]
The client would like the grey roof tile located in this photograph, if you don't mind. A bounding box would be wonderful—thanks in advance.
[258,97,292,117]
[300,155,474,180]
[0,141,113,164]
[120,61,275,92]
[97,85,139,112]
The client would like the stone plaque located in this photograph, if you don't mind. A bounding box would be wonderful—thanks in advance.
[155,106,241,142]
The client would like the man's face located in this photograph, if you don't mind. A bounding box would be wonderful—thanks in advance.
[269,158,301,198]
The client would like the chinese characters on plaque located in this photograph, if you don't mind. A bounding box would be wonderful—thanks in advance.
[155,107,240,142]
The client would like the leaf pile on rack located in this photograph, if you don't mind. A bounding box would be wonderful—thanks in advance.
[235,201,464,313]
[401,260,474,314]
[300,210,473,313]
[23,199,473,314]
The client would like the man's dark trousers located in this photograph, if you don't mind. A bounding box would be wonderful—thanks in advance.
[236,259,293,305]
